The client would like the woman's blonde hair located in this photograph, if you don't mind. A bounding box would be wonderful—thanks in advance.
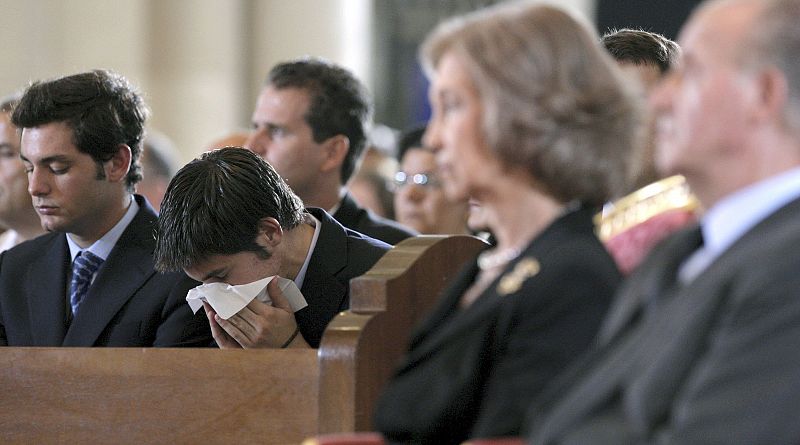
[421,1,643,204]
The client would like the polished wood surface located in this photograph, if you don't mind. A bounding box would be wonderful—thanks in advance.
[0,348,319,444]
[319,235,487,433]
[0,235,487,444]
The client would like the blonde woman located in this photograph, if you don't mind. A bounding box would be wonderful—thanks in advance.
[373,2,641,443]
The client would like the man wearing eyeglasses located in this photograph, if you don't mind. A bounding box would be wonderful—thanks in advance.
[393,126,470,235]
[245,58,417,245]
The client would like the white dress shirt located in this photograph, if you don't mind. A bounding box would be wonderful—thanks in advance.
[679,167,800,283]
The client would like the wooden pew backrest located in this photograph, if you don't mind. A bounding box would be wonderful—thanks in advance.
[319,235,487,433]
[0,235,487,444]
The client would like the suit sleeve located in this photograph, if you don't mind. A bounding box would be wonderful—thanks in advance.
[153,273,213,347]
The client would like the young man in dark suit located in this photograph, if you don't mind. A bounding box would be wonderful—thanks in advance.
[244,58,417,245]
[154,147,390,348]
[526,0,800,442]
[0,70,211,347]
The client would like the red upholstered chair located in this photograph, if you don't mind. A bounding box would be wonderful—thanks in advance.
[596,175,700,275]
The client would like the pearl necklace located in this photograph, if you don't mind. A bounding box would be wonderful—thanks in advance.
[477,247,521,271]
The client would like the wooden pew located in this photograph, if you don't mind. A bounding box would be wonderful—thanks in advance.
[0,235,487,444]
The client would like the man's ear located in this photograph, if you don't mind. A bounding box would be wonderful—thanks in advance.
[752,67,788,125]
[104,144,132,182]
[319,135,349,174]
[255,217,284,248]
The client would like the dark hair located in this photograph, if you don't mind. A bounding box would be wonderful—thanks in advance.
[267,57,373,184]
[396,125,427,162]
[601,28,680,74]
[11,69,148,192]
[154,147,305,272]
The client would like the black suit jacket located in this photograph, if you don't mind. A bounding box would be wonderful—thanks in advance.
[373,206,620,444]
[333,193,417,245]
[526,196,800,444]
[0,195,211,347]
[296,208,391,347]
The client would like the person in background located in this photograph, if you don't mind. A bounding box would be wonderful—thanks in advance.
[154,147,390,348]
[598,28,698,275]
[245,58,416,244]
[206,130,249,151]
[393,125,470,234]
[373,2,640,443]
[0,93,45,252]
[526,0,800,442]
[602,28,680,191]
[0,70,210,347]
[137,130,180,212]
[347,124,400,219]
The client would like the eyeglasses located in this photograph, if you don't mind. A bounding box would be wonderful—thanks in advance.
[392,171,441,189]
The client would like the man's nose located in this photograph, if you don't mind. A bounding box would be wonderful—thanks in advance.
[244,130,268,158]
[27,168,50,197]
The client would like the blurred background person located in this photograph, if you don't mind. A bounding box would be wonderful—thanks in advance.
[205,129,250,151]
[373,2,640,443]
[0,94,45,252]
[597,28,699,275]
[137,130,181,212]
[602,28,680,191]
[347,123,399,219]
[393,125,469,234]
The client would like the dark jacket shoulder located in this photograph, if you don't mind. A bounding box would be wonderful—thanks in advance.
[333,193,417,245]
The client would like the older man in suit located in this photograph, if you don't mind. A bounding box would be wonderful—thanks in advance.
[525,0,800,443]
[0,70,211,347]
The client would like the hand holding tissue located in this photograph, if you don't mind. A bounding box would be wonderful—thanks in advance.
[186,276,308,320]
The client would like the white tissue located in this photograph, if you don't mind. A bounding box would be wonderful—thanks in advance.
[186,276,307,320]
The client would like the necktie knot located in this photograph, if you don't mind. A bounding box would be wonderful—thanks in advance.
[70,251,104,315]
[677,225,708,285]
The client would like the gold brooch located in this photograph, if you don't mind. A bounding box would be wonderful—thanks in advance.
[497,257,540,296]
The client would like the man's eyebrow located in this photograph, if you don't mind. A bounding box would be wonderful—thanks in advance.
[202,268,226,282]
[19,154,71,164]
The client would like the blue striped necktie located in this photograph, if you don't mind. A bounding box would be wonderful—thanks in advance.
[70,251,104,315]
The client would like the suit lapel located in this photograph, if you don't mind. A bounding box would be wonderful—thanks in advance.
[400,243,548,370]
[295,210,349,345]
[401,205,598,371]
[62,200,157,346]
[533,226,708,441]
[26,235,71,345]
[598,225,703,344]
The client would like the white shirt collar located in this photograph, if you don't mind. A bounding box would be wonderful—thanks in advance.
[293,212,322,289]
[67,196,139,262]
[702,166,800,257]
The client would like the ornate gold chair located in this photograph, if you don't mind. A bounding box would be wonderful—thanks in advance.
[596,175,700,275]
